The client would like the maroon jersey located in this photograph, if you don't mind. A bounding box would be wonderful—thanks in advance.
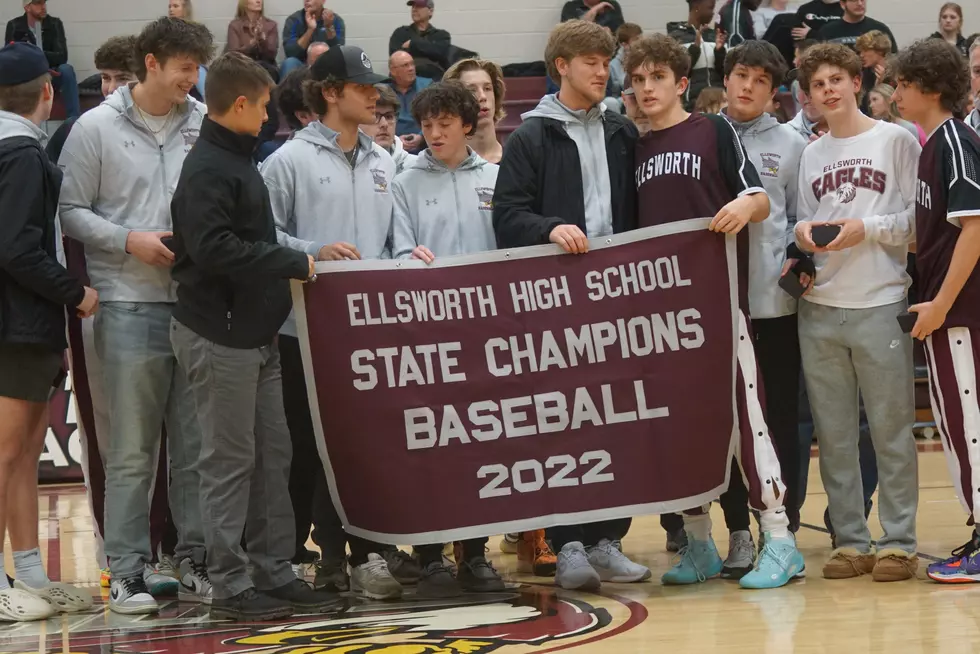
[915,119,980,329]
[635,112,766,309]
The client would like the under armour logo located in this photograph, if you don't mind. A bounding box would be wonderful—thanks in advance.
[425,198,438,206]
[319,176,331,185]
[123,140,136,148]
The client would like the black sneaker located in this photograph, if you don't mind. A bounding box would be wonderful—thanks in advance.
[382,549,422,585]
[417,561,462,598]
[313,556,349,592]
[457,557,505,593]
[266,578,341,613]
[665,529,688,553]
[210,588,293,621]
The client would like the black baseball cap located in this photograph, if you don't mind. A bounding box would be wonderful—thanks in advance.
[0,42,50,86]
[407,0,434,7]
[310,45,386,84]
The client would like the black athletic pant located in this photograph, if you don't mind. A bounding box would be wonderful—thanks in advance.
[280,335,387,566]
[548,519,632,552]
[660,513,683,534]
[416,538,488,566]
[719,314,802,533]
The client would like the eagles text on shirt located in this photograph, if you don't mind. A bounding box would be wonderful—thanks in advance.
[811,157,887,202]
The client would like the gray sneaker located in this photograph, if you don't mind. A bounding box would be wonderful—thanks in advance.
[177,558,212,605]
[313,556,349,592]
[109,576,159,615]
[721,530,755,579]
[587,539,651,583]
[381,549,421,585]
[350,554,403,600]
[555,542,601,591]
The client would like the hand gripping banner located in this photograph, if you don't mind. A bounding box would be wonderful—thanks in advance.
[293,219,739,544]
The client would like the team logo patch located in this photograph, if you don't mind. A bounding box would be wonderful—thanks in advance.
[361,52,372,69]
[371,168,388,192]
[835,181,857,204]
[760,153,781,178]
[180,127,200,150]
[476,186,494,211]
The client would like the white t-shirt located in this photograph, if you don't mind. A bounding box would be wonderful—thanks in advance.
[796,120,921,309]
[136,106,174,146]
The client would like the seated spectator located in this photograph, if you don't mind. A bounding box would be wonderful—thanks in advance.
[667,0,726,111]
[720,0,761,46]
[4,0,79,119]
[168,0,208,98]
[866,83,918,140]
[753,0,797,38]
[855,29,892,114]
[609,22,641,96]
[812,0,896,53]
[307,42,328,65]
[793,0,842,41]
[389,0,451,80]
[929,3,967,57]
[387,50,432,152]
[361,84,416,174]
[255,66,314,163]
[560,0,624,33]
[444,58,505,164]
[226,0,279,76]
[281,0,344,78]
[693,86,726,114]
[787,77,827,139]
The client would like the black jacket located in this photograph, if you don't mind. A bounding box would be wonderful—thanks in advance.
[389,23,452,73]
[4,14,69,68]
[929,32,969,57]
[719,0,755,46]
[171,117,310,350]
[560,0,624,33]
[492,111,638,248]
[0,131,85,351]
[667,22,727,110]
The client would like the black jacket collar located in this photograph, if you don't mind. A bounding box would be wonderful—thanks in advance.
[200,115,258,157]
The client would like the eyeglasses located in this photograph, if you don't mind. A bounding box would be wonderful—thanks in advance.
[375,111,396,124]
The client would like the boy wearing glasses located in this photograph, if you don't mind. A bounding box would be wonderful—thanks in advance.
[361,84,416,174]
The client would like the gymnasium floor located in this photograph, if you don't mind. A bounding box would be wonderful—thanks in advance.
[4,449,979,654]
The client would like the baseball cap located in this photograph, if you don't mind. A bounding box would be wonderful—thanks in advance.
[407,0,434,7]
[310,45,386,84]
[0,42,50,86]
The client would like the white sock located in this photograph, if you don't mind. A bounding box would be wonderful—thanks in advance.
[13,548,49,589]
[683,511,712,542]
[759,508,791,541]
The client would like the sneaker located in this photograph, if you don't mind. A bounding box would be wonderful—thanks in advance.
[157,554,178,579]
[661,535,723,585]
[210,587,293,621]
[587,539,651,583]
[500,533,520,554]
[458,557,505,593]
[382,549,422,585]
[928,533,980,583]
[872,549,918,582]
[267,578,341,612]
[821,548,876,579]
[350,554,403,600]
[177,558,212,605]
[417,560,462,598]
[665,529,688,553]
[143,563,179,597]
[313,556,349,592]
[721,531,755,580]
[0,587,56,622]
[555,542,601,591]
[100,568,111,589]
[517,530,557,576]
[13,580,93,613]
[739,534,806,589]
[109,576,159,615]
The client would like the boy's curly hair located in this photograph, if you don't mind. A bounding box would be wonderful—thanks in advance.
[411,81,481,136]
[797,42,861,93]
[625,34,691,85]
[135,17,214,82]
[890,38,970,116]
[94,35,139,74]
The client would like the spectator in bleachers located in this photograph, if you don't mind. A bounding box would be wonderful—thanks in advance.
[719,0,761,46]
[752,0,797,39]
[787,76,826,139]
[867,83,918,140]
[169,0,193,21]
[812,0,896,53]
[4,0,80,119]
[560,0,624,34]
[855,29,892,113]
[668,0,727,111]
[389,0,451,81]
[226,0,279,78]
[609,23,641,97]
[792,0,842,41]
[361,84,416,174]
[970,39,979,132]
[281,0,345,78]
[444,58,504,164]
[693,86,726,113]
[929,3,967,57]
[307,42,328,65]
[387,51,431,152]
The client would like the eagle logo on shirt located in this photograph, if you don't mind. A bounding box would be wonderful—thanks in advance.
[835,182,857,204]
[370,168,388,193]
[760,153,781,178]
[180,127,200,152]
[475,187,494,211]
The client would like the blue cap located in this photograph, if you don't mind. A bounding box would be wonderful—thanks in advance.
[0,42,50,86]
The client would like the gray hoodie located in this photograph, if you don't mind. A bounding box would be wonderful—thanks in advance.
[59,86,205,302]
[260,121,395,336]
[522,95,613,238]
[787,109,817,141]
[725,111,807,319]
[390,135,417,175]
[392,148,498,260]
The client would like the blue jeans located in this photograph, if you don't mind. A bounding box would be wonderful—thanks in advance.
[280,57,305,79]
[96,302,206,578]
[52,63,80,118]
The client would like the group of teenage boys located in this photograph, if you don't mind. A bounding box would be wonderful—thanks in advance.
[1,4,980,625]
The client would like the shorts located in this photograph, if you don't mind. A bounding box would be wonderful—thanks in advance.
[0,343,65,402]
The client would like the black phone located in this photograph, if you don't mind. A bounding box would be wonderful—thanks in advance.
[897,311,917,334]
[811,224,842,248]
[160,235,174,252]
[778,272,806,299]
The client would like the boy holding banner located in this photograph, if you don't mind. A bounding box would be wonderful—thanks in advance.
[627,34,805,589]
[391,81,505,597]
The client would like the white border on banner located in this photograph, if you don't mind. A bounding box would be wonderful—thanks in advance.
[291,218,741,544]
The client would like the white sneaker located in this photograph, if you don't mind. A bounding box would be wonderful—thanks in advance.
[0,587,56,621]
[555,542,601,591]
[13,580,93,613]
[109,576,159,615]
[144,563,179,597]
[177,558,212,605]
[499,534,520,554]
[721,530,755,580]
[157,554,179,579]
[350,553,403,600]
[586,539,651,583]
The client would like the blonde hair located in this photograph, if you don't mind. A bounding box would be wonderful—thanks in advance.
[544,20,616,83]
[694,87,726,114]
[869,83,900,122]
[170,0,194,22]
[236,0,262,19]
[855,30,891,57]
[443,58,507,123]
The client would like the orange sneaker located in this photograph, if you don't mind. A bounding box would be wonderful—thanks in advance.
[99,568,111,588]
[518,531,557,577]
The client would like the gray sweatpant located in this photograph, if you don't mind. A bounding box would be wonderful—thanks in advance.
[798,300,918,554]
[170,319,297,599]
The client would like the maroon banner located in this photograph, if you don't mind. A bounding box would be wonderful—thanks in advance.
[41,371,85,484]
[295,220,739,544]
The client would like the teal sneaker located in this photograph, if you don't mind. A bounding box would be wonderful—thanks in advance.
[739,534,806,589]
[661,536,723,585]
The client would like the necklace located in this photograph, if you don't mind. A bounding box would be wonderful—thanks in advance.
[136,104,174,136]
